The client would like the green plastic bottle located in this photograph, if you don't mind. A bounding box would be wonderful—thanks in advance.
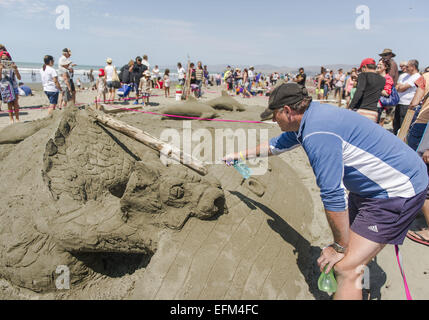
[318,267,337,294]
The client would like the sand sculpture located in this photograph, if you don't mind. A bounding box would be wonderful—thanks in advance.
[0,107,326,299]
[206,91,246,112]
[160,97,218,120]
[0,108,226,292]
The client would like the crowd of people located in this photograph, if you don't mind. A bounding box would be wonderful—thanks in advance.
[220,65,307,98]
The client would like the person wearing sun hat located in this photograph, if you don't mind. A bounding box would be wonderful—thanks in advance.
[348,58,386,122]
[139,70,152,106]
[379,48,399,85]
[223,82,428,300]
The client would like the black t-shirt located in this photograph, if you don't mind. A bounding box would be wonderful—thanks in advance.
[131,63,145,83]
[349,72,386,112]
[120,64,131,84]
[297,73,307,87]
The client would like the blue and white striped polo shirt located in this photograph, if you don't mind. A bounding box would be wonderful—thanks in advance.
[269,102,428,212]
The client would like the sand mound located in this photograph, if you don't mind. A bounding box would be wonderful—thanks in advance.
[206,90,246,112]
[0,108,225,293]
[160,97,218,120]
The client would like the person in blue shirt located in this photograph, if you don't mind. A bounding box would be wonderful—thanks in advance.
[223,83,428,300]
[18,82,33,96]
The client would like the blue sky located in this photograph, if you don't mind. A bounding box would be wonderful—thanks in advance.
[1,0,428,69]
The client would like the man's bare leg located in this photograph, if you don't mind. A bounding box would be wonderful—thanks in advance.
[410,200,429,240]
[334,231,385,300]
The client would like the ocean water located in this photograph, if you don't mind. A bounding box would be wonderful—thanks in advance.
[15,62,180,84]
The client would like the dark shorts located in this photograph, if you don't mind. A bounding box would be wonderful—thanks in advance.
[349,189,427,245]
[45,91,59,105]
[70,79,76,93]
[106,81,114,89]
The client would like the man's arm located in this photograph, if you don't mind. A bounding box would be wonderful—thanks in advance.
[397,83,412,93]
[409,86,425,109]
[325,210,350,249]
[304,133,349,272]
[223,132,300,163]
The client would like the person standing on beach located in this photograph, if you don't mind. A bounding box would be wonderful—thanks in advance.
[58,48,74,108]
[316,67,326,100]
[348,58,385,123]
[59,49,77,105]
[119,60,134,86]
[40,55,62,115]
[88,69,95,90]
[139,70,152,106]
[177,63,186,86]
[393,59,421,135]
[376,59,394,126]
[104,58,117,103]
[406,70,429,246]
[163,69,170,98]
[294,68,307,88]
[223,83,429,300]
[152,65,161,89]
[334,69,346,106]
[248,66,255,95]
[0,51,21,124]
[142,55,150,71]
[345,69,357,108]
[131,57,145,104]
[379,49,399,85]
[195,61,204,98]
[96,68,107,107]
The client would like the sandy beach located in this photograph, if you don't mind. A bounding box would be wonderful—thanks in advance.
[0,83,427,300]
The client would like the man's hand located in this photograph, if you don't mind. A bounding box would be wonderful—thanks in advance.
[423,150,429,164]
[317,246,345,273]
[222,153,240,166]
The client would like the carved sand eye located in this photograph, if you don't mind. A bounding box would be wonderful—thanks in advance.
[170,185,184,199]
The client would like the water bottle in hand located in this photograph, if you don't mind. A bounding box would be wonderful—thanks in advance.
[318,267,337,295]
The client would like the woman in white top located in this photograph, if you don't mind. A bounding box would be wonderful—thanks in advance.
[40,55,62,115]
[104,58,117,102]
[152,65,160,89]
[177,62,186,86]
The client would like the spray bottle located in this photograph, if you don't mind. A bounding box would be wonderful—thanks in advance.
[226,152,252,180]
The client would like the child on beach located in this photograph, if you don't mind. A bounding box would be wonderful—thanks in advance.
[96,68,107,108]
[163,69,170,98]
[0,51,21,124]
[139,70,152,106]
[347,76,358,108]
[40,55,62,115]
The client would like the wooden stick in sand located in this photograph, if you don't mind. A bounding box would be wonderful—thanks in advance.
[87,107,208,176]
[397,109,415,143]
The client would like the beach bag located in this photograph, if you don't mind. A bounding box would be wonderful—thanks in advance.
[111,68,121,89]
[0,79,16,103]
[380,86,400,106]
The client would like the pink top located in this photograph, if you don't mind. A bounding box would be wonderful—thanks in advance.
[346,77,355,93]
[383,74,394,95]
